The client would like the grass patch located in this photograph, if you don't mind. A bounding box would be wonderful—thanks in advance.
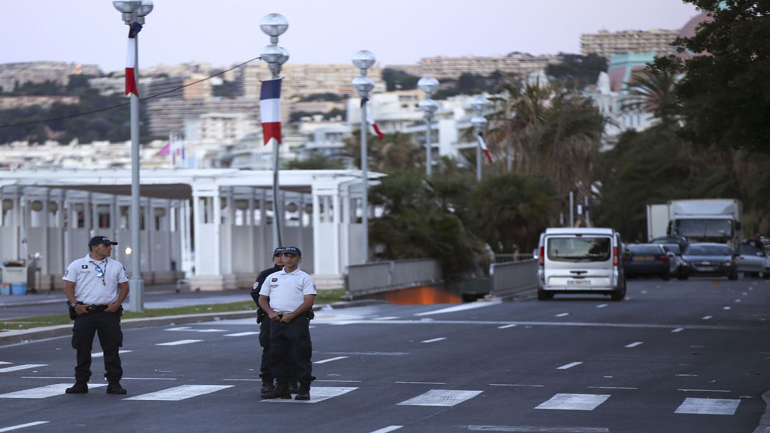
[0,288,347,332]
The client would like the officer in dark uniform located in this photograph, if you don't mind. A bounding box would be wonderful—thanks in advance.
[63,236,130,395]
[251,247,284,397]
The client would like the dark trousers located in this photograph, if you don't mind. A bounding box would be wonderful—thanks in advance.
[259,319,272,380]
[268,317,314,383]
[71,311,123,382]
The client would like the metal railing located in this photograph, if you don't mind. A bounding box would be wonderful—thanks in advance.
[488,259,539,300]
[492,253,535,264]
[345,258,442,298]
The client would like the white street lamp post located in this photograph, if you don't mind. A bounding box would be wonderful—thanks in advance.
[470,95,490,182]
[260,13,289,250]
[417,77,440,176]
[352,50,376,262]
[113,0,152,312]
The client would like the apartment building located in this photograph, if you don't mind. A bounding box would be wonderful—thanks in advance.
[580,29,679,58]
[0,62,100,92]
[238,63,384,100]
[389,53,562,80]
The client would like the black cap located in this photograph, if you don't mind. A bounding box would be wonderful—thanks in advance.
[282,246,301,256]
[88,236,118,249]
[273,247,284,256]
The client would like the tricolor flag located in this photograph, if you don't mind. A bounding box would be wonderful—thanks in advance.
[361,97,385,140]
[260,79,282,145]
[477,132,492,163]
[125,22,142,97]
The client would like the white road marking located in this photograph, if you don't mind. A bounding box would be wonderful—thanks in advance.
[535,393,610,411]
[396,381,446,385]
[223,379,259,382]
[489,384,544,387]
[588,386,637,390]
[121,377,177,381]
[165,327,192,331]
[596,304,608,309]
[375,317,400,320]
[677,389,731,393]
[735,299,741,303]
[672,328,684,333]
[0,383,106,399]
[675,398,740,415]
[414,302,498,316]
[557,362,583,370]
[156,340,203,346]
[555,313,570,317]
[370,427,403,433]
[0,422,50,432]
[0,364,47,373]
[125,385,233,401]
[224,331,260,337]
[92,350,132,358]
[498,324,517,329]
[467,427,609,432]
[314,356,348,364]
[675,374,697,377]
[166,327,225,333]
[0,362,11,365]
[397,389,482,407]
[723,307,731,310]
[702,316,713,320]
[421,337,446,344]
[625,342,643,348]
[315,379,363,383]
[320,351,408,356]
[263,386,357,404]
[642,290,648,294]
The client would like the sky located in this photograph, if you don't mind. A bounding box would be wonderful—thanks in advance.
[3,0,701,72]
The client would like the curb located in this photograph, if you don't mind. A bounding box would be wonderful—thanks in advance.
[754,389,770,433]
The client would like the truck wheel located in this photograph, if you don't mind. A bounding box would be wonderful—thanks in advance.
[537,289,552,301]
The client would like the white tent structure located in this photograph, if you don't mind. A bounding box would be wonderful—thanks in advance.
[0,169,380,291]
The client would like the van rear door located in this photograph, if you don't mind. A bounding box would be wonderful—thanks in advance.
[544,235,614,290]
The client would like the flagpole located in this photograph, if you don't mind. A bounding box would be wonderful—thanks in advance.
[470,95,490,182]
[417,77,440,177]
[352,51,376,263]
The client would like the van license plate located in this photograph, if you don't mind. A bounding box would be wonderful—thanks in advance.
[567,279,591,285]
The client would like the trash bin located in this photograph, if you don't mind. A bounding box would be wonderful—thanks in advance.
[0,283,10,295]
[10,283,27,296]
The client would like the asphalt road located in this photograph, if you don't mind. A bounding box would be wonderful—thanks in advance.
[0,277,768,433]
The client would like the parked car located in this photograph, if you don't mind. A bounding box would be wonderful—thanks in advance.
[736,243,770,279]
[661,243,688,279]
[680,243,738,280]
[536,228,626,301]
[624,244,671,280]
[650,235,688,251]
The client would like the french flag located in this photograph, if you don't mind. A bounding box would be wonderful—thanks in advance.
[477,132,492,163]
[361,97,385,140]
[260,79,282,145]
[124,22,142,97]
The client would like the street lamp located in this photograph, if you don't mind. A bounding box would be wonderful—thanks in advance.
[352,50,375,262]
[260,13,289,250]
[112,0,151,312]
[470,95,490,182]
[418,77,440,176]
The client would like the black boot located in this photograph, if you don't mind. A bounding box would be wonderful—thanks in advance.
[260,378,275,398]
[65,380,88,394]
[106,381,127,395]
[295,381,311,401]
[261,381,291,399]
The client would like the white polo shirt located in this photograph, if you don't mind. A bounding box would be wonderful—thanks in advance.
[259,267,317,313]
[63,254,129,305]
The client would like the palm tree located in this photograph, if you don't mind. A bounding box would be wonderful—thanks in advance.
[622,68,682,129]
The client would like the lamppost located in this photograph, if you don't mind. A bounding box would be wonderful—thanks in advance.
[113,0,152,312]
[352,50,375,262]
[470,95,490,182]
[260,13,289,250]
[417,77,440,176]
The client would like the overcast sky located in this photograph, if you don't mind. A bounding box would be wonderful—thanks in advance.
[3,0,700,71]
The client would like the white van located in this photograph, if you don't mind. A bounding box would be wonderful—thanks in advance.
[537,228,626,301]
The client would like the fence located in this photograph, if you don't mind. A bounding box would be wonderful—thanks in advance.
[489,259,539,299]
[492,253,535,264]
[345,258,442,299]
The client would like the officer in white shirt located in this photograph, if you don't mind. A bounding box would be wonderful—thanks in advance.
[258,246,317,400]
[62,236,130,395]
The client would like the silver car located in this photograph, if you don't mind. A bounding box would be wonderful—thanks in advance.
[736,243,769,278]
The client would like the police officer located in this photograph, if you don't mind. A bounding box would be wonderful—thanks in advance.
[258,246,316,400]
[63,236,129,395]
[251,247,284,397]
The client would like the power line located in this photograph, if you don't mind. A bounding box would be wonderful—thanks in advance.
[0,56,261,130]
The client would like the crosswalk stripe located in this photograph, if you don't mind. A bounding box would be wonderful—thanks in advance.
[397,389,483,407]
[535,393,610,411]
[224,332,260,337]
[0,383,106,399]
[262,386,357,404]
[314,356,348,364]
[125,385,232,401]
[0,364,47,373]
[92,350,132,358]
[0,421,50,432]
[156,340,203,346]
[675,398,740,415]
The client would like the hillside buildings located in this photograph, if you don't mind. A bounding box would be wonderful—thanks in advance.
[580,29,679,58]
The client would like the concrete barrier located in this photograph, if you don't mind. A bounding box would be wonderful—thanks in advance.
[489,259,539,300]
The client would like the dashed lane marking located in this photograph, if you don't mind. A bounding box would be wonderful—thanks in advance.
[421,337,446,344]
[677,389,731,393]
[370,427,403,433]
[224,332,260,337]
[414,302,499,316]
[0,383,106,399]
[555,313,570,317]
[535,394,610,411]
[490,384,544,388]
[375,317,400,320]
[498,324,517,329]
[0,364,47,373]
[0,362,11,365]
[318,351,409,356]
[314,356,348,364]
[588,386,637,390]
[672,328,684,333]
[596,304,608,309]
[396,381,446,385]
[397,389,483,407]
[723,307,731,310]
[625,342,643,348]
[262,386,357,404]
[557,362,583,370]
[467,427,609,432]
[125,385,233,401]
[702,316,713,320]
[92,350,132,358]
[675,398,740,415]
[675,374,697,377]
[156,340,203,346]
[0,422,50,432]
